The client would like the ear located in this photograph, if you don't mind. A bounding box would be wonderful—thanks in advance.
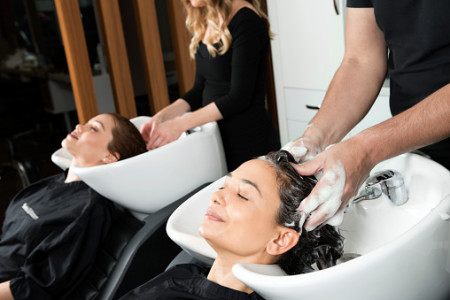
[102,152,120,164]
[266,228,299,256]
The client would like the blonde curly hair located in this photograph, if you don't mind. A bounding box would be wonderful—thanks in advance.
[181,0,272,59]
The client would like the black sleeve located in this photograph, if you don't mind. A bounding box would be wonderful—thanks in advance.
[213,14,269,118]
[9,196,113,299]
[346,0,373,8]
[181,66,206,111]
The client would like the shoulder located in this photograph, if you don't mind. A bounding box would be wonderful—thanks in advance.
[165,263,208,278]
[347,0,373,8]
[228,7,267,35]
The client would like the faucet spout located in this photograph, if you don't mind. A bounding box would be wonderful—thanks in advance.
[353,170,408,206]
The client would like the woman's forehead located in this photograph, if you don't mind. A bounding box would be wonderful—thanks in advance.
[233,159,278,191]
[89,114,115,130]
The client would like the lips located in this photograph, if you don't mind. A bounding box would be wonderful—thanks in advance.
[68,132,78,140]
[205,209,224,222]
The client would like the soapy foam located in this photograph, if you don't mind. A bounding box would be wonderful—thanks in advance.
[300,160,346,230]
[326,209,345,226]
[283,139,309,162]
[297,211,307,236]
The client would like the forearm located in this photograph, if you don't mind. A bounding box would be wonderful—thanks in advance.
[304,7,388,148]
[305,58,386,148]
[177,102,223,131]
[153,99,191,122]
[0,281,14,300]
[354,83,450,166]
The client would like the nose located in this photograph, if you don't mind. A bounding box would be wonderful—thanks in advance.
[75,124,83,133]
[210,189,226,207]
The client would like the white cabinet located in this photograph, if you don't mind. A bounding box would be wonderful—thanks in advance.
[268,0,347,144]
[284,87,391,142]
[268,0,391,145]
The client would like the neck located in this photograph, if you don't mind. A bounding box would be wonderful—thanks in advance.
[65,164,82,183]
[207,255,253,294]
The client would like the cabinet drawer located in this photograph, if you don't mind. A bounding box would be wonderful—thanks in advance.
[284,88,324,122]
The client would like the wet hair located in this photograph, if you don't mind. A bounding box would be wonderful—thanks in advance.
[264,150,344,275]
[106,113,147,161]
[182,0,273,59]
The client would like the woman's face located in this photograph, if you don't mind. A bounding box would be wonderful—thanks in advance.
[189,0,207,7]
[62,114,116,167]
[199,159,283,258]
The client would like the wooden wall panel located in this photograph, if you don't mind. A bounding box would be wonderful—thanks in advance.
[95,0,137,118]
[134,0,170,114]
[166,0,195,96]
[54,0,98,123]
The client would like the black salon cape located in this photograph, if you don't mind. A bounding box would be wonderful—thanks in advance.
[119,264,265,300]
[182,7,280,171]
[0,173,114,299]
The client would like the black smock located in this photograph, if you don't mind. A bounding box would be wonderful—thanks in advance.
[182,8,281,171]
[0,173,114,299]
[119,264,264,300]
[347,0,450,169]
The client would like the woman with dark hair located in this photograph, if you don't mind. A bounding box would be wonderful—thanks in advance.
[140,0,280,171]
[0,113,146,299]
[121,150,343,299]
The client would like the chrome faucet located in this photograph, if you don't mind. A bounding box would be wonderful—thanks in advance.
[352,170,408,206]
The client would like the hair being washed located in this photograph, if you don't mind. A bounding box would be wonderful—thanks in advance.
[106,113,147,160]
[182,0,273,59]
[264,150,344,275]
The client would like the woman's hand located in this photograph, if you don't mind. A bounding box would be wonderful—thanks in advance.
[140,116,162,149]
[145,118,185,150]
[291,137,374,231]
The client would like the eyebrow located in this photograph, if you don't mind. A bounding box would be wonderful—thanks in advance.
[92,120,105,130]
[226,172,261,195]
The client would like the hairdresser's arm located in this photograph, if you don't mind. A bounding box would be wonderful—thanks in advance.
[295,8,450,230]
[141,66,206,149]
[0,281,14,300]
[288,7,388,228]
[298,78,450,230]
[303,7,388,150]
[146,102,223,149]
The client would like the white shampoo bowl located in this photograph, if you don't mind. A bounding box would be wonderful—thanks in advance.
[166,153,450,300]
[51,116,227,220]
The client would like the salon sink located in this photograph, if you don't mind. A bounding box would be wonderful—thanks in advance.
[51,116,227,220]
[166,153,450,300]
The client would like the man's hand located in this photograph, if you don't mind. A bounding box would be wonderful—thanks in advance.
[291,138,373,230]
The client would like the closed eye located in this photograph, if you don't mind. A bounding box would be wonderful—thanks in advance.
[238,193,248,200]
[90,126,98,132]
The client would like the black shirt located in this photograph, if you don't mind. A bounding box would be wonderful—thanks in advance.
[182,8,280,171]
[0,173,114,299]
[120,264,265,300]
[346,0,450,169]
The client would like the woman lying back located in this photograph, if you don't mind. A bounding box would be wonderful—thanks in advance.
[0,113,146,300]
[121,150,344,299]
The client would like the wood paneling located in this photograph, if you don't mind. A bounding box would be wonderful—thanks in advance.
[95,0,137,118]
[54,0,98,123]
[166,0,195,96]
[134,0,170,114]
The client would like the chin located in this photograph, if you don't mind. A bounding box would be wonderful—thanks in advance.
[190,0,206,7]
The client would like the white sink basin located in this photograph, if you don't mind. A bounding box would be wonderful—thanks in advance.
[166,153,450,299]
[52,116,227,220]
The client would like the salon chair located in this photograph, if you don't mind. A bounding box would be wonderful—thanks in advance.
[66,183,210,300]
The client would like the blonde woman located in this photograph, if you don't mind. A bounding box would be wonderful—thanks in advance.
[141,0,280,171]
